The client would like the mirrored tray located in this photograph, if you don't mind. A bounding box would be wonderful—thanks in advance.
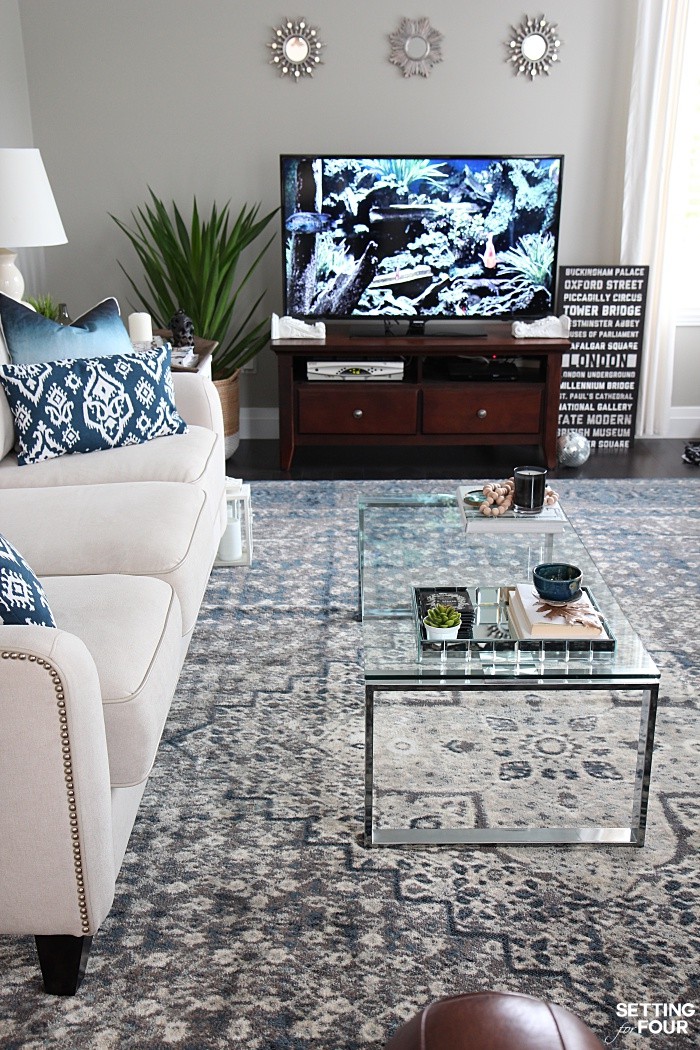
[412,585,616,660]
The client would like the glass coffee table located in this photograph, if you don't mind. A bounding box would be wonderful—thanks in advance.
[359,494,660,848]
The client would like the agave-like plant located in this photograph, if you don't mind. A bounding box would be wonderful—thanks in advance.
[111,190,278,380]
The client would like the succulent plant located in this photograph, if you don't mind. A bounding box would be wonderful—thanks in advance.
[424,604,462,629]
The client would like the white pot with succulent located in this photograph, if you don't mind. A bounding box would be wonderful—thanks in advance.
[423,604,462,641]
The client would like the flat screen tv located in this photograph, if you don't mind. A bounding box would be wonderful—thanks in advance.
[280,154,564,334]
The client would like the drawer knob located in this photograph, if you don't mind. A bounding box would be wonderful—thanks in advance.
[353,408,364,419]
[477,408,488,419]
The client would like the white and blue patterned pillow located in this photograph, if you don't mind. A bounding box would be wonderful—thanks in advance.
[0,533,55,627]
[0,345,188,466]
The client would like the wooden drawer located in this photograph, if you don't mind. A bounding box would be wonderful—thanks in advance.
[422,385,543,435]
[297,384,418,435]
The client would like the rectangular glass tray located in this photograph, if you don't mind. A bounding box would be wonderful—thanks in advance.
[412,585,616,660]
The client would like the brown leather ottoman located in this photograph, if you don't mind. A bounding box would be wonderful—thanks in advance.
[385,992,605,1049]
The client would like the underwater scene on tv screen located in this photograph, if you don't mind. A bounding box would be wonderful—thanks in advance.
[282,155,563,321]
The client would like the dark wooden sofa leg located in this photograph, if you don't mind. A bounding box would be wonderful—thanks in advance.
[34,934,93,995]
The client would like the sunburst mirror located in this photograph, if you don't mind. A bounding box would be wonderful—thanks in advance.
[506,15,561,78]
[388,17,443,78]
[269,18,324,79]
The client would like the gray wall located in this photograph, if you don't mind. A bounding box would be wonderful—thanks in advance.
[12,1,641,420]
[0,0,32,142]
[0,0,46,292]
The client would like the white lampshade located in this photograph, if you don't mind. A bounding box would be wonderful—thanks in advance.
[0,148,67,247]
[0,148,67,301]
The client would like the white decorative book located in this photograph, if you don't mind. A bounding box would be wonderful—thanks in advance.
[508,584,608,640]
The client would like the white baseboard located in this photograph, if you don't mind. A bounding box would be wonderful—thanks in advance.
[665,407,700,439]
[239,407,279,440]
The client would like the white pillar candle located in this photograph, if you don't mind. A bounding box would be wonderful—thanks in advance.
[128,312,152,344]
[218,507,243,562]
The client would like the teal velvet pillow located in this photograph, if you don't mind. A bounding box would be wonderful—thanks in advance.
[0,292,133,365]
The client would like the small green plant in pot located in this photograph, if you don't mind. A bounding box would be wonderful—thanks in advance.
[423,603,462,640]
[111,189,278,455]
[25,294,61,320]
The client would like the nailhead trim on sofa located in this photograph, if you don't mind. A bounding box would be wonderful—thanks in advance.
[1,651,89,934]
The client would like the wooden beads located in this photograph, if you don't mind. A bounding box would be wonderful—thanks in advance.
[480,478,515,516]
[478,477,560,516]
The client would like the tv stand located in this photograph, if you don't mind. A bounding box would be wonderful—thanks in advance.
[271,331,569,470]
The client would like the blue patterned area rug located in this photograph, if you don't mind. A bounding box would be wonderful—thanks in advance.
[1,478,699,1049]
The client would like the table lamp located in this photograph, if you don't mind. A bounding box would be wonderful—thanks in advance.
[0,148,67,301]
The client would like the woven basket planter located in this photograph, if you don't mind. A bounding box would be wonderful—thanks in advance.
[213,370,241,459]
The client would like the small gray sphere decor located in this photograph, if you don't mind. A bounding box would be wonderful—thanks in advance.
[557,431,591,467]
[169,309,195,348]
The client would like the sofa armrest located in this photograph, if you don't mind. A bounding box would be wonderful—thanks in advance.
[0,627,116,937]
[0,385,14,459]
[172,372,224,435]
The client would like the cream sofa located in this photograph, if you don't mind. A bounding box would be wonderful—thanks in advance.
[0,366,226,994]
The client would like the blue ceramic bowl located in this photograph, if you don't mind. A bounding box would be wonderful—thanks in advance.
[533,562,583,603]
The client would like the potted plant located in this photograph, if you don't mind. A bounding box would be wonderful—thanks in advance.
[112,190,277,456]
[423,604,462,641]
[25,293,61,320]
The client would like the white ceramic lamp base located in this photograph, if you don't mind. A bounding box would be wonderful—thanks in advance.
[0,249,24,301]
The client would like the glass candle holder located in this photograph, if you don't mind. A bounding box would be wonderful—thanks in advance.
[513,465,547,515]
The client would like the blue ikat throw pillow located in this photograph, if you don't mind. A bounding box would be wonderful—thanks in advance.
[0,533,56,627]
[0,344,188,465]
[0,292,133,365]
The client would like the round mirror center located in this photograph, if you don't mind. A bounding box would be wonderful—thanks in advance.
[284,35,310,63]
[405,35,429,61]
[521,33,547,62]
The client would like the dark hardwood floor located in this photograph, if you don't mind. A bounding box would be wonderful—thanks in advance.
[229,438,696,481]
